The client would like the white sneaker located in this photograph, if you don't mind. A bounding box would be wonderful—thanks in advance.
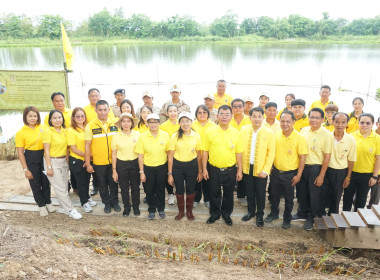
[168,194,175,205]
[46,204,56,213]
[88,198,97,207]
[69,209,83,220]
[39,206,48,217]
[81,202,93,213]
[56,208,68,215]
[193,201,198,208]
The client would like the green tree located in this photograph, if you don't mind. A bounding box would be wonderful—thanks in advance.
[165,15,200,38]
[272,18,291,39]
[0,14,33,38]
[288,14,317,37]
[37,14,67,39]
[88,9,114,36]
[210,12,239,37]
[347,18,371,35]
[126,14,152,38]
[256,16,275,38]
[240,17,257,34]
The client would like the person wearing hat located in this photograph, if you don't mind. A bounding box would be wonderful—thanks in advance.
[213,80,233,110]
[168,112,202,221]
[323,104,339,132]
[135,113,170,220]
[204,93,218,123]
[111,113,141,217]
[136,91,160,119]
[276,93,295,121]
[259,94,269,112]
[110,88,126,118]
[160,84,190,123]
[84,88,116,123]
[243,97,254,116]
[291,99,309,132]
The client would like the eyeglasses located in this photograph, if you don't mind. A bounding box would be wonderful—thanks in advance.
[233,105,243,108]
[309,116,322,120]
[360,121,372,126]
[75,115,85,119]
[218,113,231,117]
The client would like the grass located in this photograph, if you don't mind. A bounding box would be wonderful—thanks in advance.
[0,137,17,160]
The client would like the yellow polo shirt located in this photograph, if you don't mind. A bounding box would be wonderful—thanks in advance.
[134,123,149,134]
[276,107,290,121]
[202,125,242,168]
[323,121,335,132]
[15,124,45,151]
[329,132,357,169]
[135,130,170,167]
[67,127,85,160]
[346,112,360,134]
[169,130,201,162]
[111,130,140,161]
[274,129,308,171]
[263,119,281,133]
[44,107,72,128]
[351,130,380,173]
[160,119,180,137]
[230,115,251,131]
[294,115,309,132]
[309,99,335,112]
[301,126,333,165]
[83,104,116,123]
[191,120,216,141]
[42,126,68,157]
[213,93,233,109]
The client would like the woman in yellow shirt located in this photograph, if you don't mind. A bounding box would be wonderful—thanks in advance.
[276,93,295,120]
[134,105,152,134]
[343,113,380,211]
[16,106,52,217]
[346,97,364,134]
[323,104,338,132]
[68,107,97,213]
[111,113,141,216]
[42,109,82,220]
[120,99,138,126]
[168,112,202,221]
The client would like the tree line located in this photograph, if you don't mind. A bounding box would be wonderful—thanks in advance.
[1,8,380,40]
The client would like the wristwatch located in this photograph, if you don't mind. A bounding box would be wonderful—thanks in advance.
[372,176,379,180]
[23,168,28,172]
[48,166,53,170]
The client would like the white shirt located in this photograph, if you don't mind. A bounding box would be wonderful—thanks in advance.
[249,130,258,165]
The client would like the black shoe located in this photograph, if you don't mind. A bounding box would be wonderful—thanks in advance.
[113,204,121,212]
[242,213,254,221]
[123,208,130,217]
[206,215,220,224]
[256,217,264,227]
[291,213,306,221]
[264,213,279,223]
[304,219,313,231]
[282,220,291,229]
[223,216,233,226]
[133,208,140,216]
[104,205,111,214]
[90,189,98,196]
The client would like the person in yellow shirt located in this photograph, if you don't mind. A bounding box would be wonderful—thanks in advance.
[202,105,243,226]
[309,85,336,116]
[42,109,82,220]
[291,99,309,132]
[243,97,254,116]
[240,107,275,227]
[368,117,380,208]
[111,113,141,217]
[192,105,216,208]
[324,112,356,215]
[136,113,170,220]
[67,107,97,213]
[293,108,332,231]
[265,110,307,229]
[168,112,202,221]
[213,79,233,110]
[263,102,281,133]
[134,105,152,135]
[16,106,52,217]
[276,93,295,120]
[85,100,120,214]
[258,94,269,113]
[346,97,364,134]
[44,92,72,128]
[110,88,126,118]
[323,104,339,132]
[83,88,116,123]
[343,113,380,211]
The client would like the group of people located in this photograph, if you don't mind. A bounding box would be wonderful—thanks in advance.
[15,80,380,230]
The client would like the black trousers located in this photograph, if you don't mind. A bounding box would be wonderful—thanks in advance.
[195,179,210,203]
[325,167,347,214]
[93,164,119,207]
[24,149,51,207]
[237,179,246,199]
[208,164,237,218]
[173,158,198,195]
[343,172,372,211]
[269,167,297,222]
[244,165,268,218]
[296,164,326,220]
[368,183,380,208]
[69,156,91,205]
[144,163,167,213]
[116,158,140,209]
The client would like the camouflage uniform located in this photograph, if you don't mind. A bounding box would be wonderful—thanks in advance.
[160,99,190,123]
[136,104,161,119]
[110,103,121,118]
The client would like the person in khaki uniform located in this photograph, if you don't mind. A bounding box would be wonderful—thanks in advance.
[203,93,218,123]
[136,91,160,118]
[160,84,190,123]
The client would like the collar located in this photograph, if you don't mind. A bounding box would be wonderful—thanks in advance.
[296,113,307,121]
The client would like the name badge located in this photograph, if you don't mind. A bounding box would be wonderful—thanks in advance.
[191,148,195,153]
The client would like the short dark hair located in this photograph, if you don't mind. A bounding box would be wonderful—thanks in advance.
[249,107,264,116]
[281,110,295,121]
[195,105,210,119]
[96,100,109,108]
[231,98,244,107]
[23,106,41,125]
[325,104,339,112]
[332,112,349,122]
[291,99,306,107]
[359,113,374,123]
[217,79,226,84]
[218,105,232,114]
[320,85,331,92]
[265,102,277,110]
[308,107,325,119]
[88,88,100,96]
[51,92,65,101]
[48,109,66,128]
[352,97,364,105]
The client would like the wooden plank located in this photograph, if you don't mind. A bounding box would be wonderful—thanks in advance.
[324,228,380,249]
[372,205,380,220]
[315,218,327,230]
[322,215,337,230]
[331,213,349,229]
[342,211,367,228]
[358,208,380,228]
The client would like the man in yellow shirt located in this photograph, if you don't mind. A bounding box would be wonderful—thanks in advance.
[291,99,309,132]
[265,111,307,229]
[213,80,233,110]
[44,92,72,129]
[83,88,116,123]
[202,105,243,226]
[293,108,333,230]
[85,100,119,214]
[263,102,281,133]
[309,85,336,114]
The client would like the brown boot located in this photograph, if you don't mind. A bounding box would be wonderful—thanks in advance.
[186,193,195,221]
[175,195,185,220]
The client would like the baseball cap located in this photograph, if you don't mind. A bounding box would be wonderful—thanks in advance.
[178,111,192,121]
[170,84,181,92]
[243,96,254,103]
[146,113,160,121]
[114,88,125,95]
[204,93,215,101]
[142,91,153,98]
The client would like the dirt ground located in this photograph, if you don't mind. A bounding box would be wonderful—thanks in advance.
[1,160,380,280]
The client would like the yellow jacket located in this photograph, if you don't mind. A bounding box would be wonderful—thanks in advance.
[240,125,275,176]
